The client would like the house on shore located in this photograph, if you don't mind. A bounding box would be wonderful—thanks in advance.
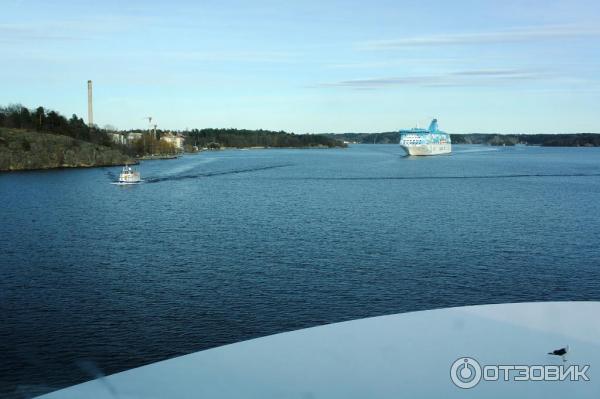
[109,132,127,145]
[127,132,143,143]
[160,132,185,151]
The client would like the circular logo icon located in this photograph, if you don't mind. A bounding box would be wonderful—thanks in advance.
[450,357,482,389]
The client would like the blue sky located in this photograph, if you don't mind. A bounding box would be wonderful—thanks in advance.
[1,0,599,133]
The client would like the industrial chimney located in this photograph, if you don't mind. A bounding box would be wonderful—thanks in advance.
[87,80,93,127]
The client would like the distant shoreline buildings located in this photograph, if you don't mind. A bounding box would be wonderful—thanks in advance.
[109,131,185,151]
[160,132,185,150]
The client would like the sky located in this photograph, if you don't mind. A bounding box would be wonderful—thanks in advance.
[1,0,599,133]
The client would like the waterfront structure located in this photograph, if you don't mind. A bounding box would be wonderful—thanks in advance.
[161,132,185,151]
[109,132,127,145]
[399,119,451,156]
[126,132,143,144]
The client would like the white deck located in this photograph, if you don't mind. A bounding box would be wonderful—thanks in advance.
[38,302,600,398]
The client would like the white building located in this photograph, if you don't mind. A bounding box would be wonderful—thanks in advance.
[126,132,143,144]
[161,132,185,151]
[109,132,127,145]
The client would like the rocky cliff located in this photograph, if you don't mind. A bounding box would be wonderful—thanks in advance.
[0,128,132,171]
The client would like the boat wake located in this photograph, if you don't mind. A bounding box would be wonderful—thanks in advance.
[110,181,144,185]
[285,173,600,181]
[452,147,500,154]
[144,163,293,183]
[105,170,117,180]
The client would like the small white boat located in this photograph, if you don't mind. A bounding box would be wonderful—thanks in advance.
[112,164,142,185]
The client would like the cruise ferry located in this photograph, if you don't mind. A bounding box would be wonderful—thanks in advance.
[399,118,451,156]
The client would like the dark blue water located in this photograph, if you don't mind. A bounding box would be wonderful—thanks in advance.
[1,144,600,398]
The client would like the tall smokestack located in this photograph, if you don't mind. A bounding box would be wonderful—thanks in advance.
[87,80,93,127]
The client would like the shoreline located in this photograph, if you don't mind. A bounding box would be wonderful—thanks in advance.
[203,145,346,151]
[3,143,598,173]
[0,146,346,172]
[0,159,138,173]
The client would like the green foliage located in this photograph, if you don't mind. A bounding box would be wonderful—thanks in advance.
[450,133,600,146]
[0,104,111,146]
[0,104,346,160]
[184,128,345,148]
[0,128,131,171]
[129,134,177,156]
[322,132,403,144]
[326,132,600,147]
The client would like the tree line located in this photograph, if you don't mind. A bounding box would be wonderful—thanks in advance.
[184,128,345,148]
[1,104,346,154]
[451,133,600,146]
[325,131,600,147]
[0,104,112,146]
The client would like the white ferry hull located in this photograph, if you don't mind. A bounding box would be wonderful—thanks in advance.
[401,143,451,156]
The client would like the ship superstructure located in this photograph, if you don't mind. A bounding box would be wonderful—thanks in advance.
[399,119,451,156]
[114,165,141,184]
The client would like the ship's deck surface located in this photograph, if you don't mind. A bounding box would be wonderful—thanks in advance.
[38,302,600,398]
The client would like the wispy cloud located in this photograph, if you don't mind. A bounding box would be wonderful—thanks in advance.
[325,57,464,69]
[153,50,302,64]
[0,16,156,43]
[358,25,600,49]
[316,69,552,89]
[0,24,82,42]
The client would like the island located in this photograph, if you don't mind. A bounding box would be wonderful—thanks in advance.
[326,132,600,147]
[0,104,346,172]
[0,128,132,171]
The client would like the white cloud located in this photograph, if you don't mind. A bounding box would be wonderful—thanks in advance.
[316,69,552,89]
[152,50,302,63]
[358,25,600,50]
[0,15,156,43]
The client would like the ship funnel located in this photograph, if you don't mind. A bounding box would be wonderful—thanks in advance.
[428,119,438,132]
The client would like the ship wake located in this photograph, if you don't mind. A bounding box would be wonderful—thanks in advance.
[286,173,600,181]
[144,163,293,183]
